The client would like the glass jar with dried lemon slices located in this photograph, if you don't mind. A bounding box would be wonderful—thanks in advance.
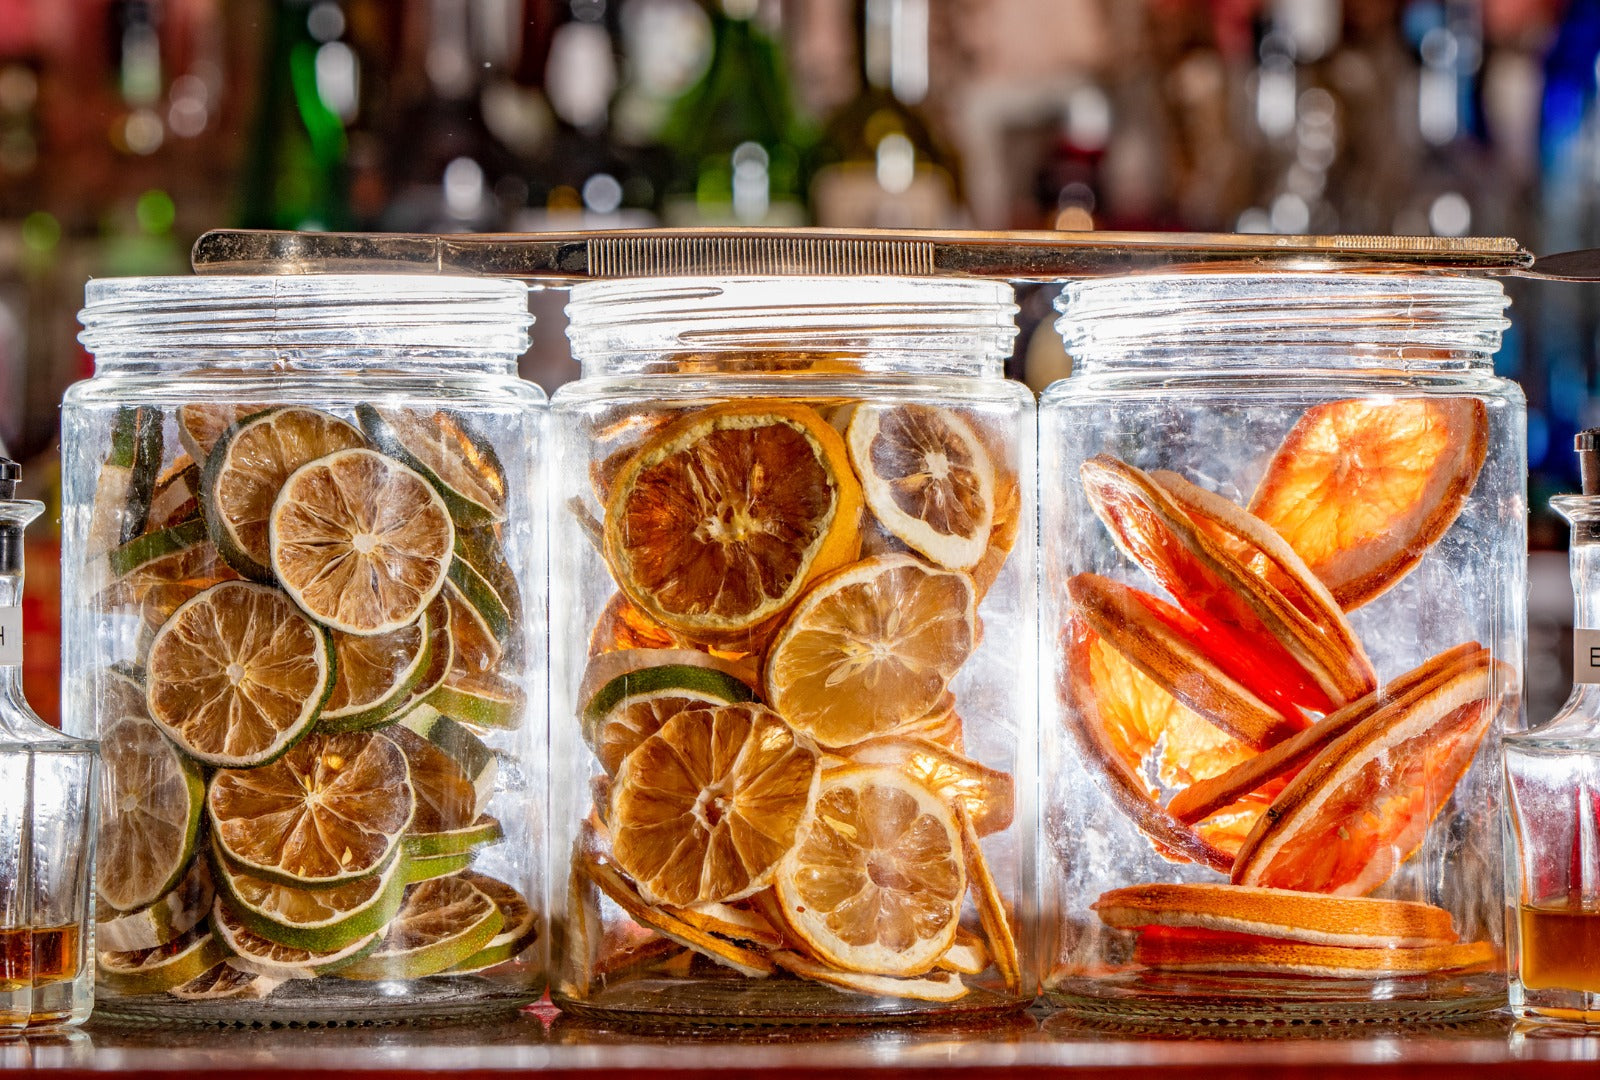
[1042,272,1525,1022]
[64,276,545,1022]
[551,277,1036,1022]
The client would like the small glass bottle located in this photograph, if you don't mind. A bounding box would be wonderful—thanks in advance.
[0,458,98,1031]
[1506,429,1600,1025]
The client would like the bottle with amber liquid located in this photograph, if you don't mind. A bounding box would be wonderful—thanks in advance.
[1506,429,1600,1024]
[0,458,96,1030]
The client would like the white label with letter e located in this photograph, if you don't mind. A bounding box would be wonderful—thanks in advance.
[0,608,19,666]
[1576,628,1600,684]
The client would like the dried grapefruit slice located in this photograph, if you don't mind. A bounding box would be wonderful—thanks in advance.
[1167,643,1486,826]
[1062,613,1269,872]
[208,731,415,888]
[602,401,863,648]
[1081,455,1374,713]
[764,554,977,749]
[1249,398,1489,610]
[1094,883,1460,948]
[1069,573,1300,749]
[201,406,366,580]
[270,448,454,635]
[846,404,995,571]
[1132,931,1496,979]
[774,765,965,978]
[145,581,333,768]
[1232,650,1509,895]
[610,702,821,907]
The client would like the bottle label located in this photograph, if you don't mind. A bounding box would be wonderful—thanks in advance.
[0,608,18,666]
[1575,629,1600,684]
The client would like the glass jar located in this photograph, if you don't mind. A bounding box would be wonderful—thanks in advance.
[550,276,1036,1022]
[1041,272,1525,1023]
[65,276,546,1023]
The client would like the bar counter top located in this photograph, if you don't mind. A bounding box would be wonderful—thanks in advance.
[3,1004,1599,1077]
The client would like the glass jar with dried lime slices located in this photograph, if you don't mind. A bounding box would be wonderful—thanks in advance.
[551,277,1037,1021]
[1042,273,1525,1022]
[64,276,545,1022]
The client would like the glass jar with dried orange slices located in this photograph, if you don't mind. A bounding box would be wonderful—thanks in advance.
[551,277,1036,1021]
[63,276,546,1022]
[1042,272,1525,1022]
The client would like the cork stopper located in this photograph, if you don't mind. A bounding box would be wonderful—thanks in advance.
[1578,431,1600,496]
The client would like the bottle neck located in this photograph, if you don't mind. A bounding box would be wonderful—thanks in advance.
[1573,540,1600,628]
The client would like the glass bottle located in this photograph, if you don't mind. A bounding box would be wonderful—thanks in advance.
[1505,429,1600,1025]
[0,458,97,1031]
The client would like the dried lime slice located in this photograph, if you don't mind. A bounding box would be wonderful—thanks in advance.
[391,716,496,824]
[98,857,213,952]
[201,406,366,580]
[208,731,415,888]
[148,455,202,530]
[97,716,206,912]
[447,871,538,974]
[357,405,508,526]
[211,900,380,980]
[270,448,454,635]
[339,876,504,981]
[98,925,229,996]
[168,959,283,1002]
[426,670,526,732]
[145,581,333,768]
[399,850,477,884]
[320,609,434,732]
[87,405,163,557]
[210,835,408,953]
[403,815,504,860]
[580,662,753,775]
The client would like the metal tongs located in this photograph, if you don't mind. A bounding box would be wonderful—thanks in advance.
[190,226,1600,283]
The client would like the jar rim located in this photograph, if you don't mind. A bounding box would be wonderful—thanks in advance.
[564,276,1019,374]
[78,274,535,359]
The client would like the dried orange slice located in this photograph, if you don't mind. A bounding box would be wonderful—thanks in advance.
[772,950,970,1002]
[1094,883,1460,947]
[1081,455,1374,714]
[587,592,691,657]
[1132,930,1496,979]
[270,448,454,635]
[841,736,1015,837]
[602,401,863,649]
[774,765,965,977]
[201,406,366,580]
[1232,649,1509,895]
[581,851,776,978]
[1069,573,1300,750]
[609,702,821,907]
[958,804,1020,993]
[764,554,977,749]
[846,404,995,571]
[208,731,414,888]
[1062,614,1270,872]
[1250,398,1489,610]
[1167,643,1486,826]
[146,581,333,768]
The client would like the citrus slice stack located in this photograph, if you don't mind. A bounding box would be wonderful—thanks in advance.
[340,875,505,980]
[357,405,509,527]
[269,448,454,635]
[1249,398,1489,610]
[846,404,995,571]
[145,581,333,768]
[208,731,415,888]
[97,717,205,913]
[201,406,367,580]
[98,925,230,996]
[211,900,380,980]
[1080,454,1375,716]
[448,871,540,973]
[764,554,977,748]
[774,765,965,978]
[602,401,863,650]
[1061,615,1268,871]
[610,702,820,907]
[1232,646,1509,895]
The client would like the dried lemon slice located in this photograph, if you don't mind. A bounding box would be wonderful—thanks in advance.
[841,736,1015,837]
[201,406,366,580]
[603,401,863,649]
[208,731,415,888]
[270,448,454,635]
[610,702,820,907]
[772,950,969,1002]
[847,404,995,571]
[145,581,333,768]
[774,765,964,978]
[764,554,977,749]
